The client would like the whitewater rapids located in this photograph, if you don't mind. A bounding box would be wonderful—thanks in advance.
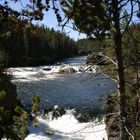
[25,110,108,140]
[6,56,114,140]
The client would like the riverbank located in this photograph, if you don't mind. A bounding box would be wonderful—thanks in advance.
[5,54,83,68]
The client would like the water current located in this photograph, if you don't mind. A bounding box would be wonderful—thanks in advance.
[7,56,116,110]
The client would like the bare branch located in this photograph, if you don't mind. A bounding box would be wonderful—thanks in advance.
[59,0,78,30]
[104,112,120,117]
[118,0,130,10]
[121,0,134,36]
[19,0,27,8]
[124,126,135,140]
[103,55,117,67]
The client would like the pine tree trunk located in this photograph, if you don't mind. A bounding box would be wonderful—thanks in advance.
[112,0,126,139]
[23,32,29,57]
[114,29,126,140]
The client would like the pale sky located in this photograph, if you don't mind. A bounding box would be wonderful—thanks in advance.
[32,9,87,41]
[0,0,86,41]
[1,0,139,40]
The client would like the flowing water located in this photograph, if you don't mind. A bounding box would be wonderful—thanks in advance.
[6,56,117,140]
[7,56,116,110]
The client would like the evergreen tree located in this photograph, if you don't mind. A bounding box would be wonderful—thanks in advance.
[61,0,140,139]
[0,73,29,139]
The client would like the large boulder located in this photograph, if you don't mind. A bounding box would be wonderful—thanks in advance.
[59,66,76,74]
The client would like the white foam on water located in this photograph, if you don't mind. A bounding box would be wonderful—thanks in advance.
[5,56,109,140]
[6,64,97,82]
[6,66,61,82]
[25,110,108,140]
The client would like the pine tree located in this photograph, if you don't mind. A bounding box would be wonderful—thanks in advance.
[0,73,29,139]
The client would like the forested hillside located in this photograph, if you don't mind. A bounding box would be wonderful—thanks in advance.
[76,38,105,53]
[0,21,78,67]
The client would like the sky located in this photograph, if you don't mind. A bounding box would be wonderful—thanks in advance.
[32,9,87,41]
[0,0,139,40]
[0,0,86,41]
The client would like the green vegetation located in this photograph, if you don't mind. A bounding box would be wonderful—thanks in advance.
[79,22,140,140]
[0,2,78,139]
[0,73,29,139]
[62,0,140,139]
[0,22,78,67]
[76,38,105,53]
[0,0,140,139]
[43,129,55,136]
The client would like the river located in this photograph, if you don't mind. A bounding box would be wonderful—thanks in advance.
[7,56,117,140]
[7,56,116,111]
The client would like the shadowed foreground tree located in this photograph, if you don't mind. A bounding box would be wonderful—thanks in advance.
[0,73,30,139]
[0,6,29,138]
[61,0,140,139]
[0,0,79,139]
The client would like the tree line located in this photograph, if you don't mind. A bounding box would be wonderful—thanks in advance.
[77,23,140,68]
[0,21,78,67]
[0,0,140,139]
[0,4,79,139]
